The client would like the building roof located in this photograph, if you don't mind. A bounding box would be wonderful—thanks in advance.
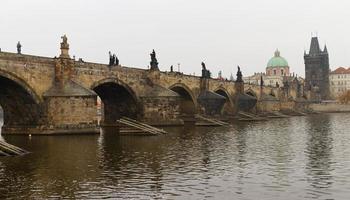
[330,67,350,74]
[198,91,226,100]
[267,49,289,68]
[43,80,97,97]
[307,37,328,56]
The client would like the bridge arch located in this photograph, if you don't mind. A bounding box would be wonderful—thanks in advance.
[214,87,234,115]
[0,70,42,128]
[245,88,257,99]
[169,83,197,116]
[0,69,41,104]
[91,78,141,125]
[269,89,276,97]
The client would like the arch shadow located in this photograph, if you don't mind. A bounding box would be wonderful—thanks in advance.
[214,87,234,115]
[245,88,258,98]
[169,83,197,116]
[0,69,41,103]
[0,72,42,127]
[91,78,141,125]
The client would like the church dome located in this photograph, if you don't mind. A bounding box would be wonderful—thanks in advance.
[267,50,288,68]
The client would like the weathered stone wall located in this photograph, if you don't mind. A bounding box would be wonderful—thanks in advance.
[141,97,181,125]
[0,52,55,101]
[310,102,350,112]
[45,96,97,126]
[280,101,296,111]
[257,100,281,112]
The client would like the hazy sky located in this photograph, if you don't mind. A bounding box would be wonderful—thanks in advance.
[1,0,350,78]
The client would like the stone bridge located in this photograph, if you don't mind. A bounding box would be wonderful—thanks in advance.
[0,37,302,134]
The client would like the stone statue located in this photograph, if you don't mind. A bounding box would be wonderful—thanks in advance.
[201,62,206,70]
[60,35,70,58]
[115,55,119,66]
[236,66,243,82]
[112,54,116,66]
[201,62,206,78]
[17,41,22,54]
[201,62,211,78]
[109,51,113,66]
[150,49,159,70]
[61,35,68,45]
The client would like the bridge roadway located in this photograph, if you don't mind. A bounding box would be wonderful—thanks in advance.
[0,38,301,134]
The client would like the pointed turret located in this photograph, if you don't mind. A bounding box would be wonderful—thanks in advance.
[323,45,328,53]
[309,37,321,55]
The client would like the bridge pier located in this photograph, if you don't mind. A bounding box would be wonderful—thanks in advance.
[0,36,311,134]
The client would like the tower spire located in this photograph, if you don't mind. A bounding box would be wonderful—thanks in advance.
[309,37,321,55]
[274,49,280,57]
[323,44,328,53]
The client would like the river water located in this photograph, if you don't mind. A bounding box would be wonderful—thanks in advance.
[0,113,350,199]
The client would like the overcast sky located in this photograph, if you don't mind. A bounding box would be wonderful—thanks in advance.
[1,0,349,78]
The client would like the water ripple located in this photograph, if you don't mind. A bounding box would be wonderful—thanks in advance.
[1,113,350,199]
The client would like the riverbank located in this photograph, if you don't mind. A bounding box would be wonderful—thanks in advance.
[310,101,350,113]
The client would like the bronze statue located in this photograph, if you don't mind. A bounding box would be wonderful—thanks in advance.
[201,62,211,78]
[201,62,206,70]
[150,50,156,61]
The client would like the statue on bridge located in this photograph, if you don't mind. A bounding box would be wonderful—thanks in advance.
[17,41,22,54]
[108,52,119,66]
[61,35,69,48]
[201,62,211,78]
[236,66,243,82]
[60,35,70,58]
[109,51,113,66]
[115,55,119,66]
[150,49,159,70]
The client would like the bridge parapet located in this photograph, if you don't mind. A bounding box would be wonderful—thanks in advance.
[0,37,307,134]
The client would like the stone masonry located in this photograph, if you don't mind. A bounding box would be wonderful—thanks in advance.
[0,37,304,134]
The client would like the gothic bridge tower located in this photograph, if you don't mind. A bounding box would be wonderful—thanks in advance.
[304,36,330,100]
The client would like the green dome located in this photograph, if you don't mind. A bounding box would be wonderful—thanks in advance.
[267,50,288,68]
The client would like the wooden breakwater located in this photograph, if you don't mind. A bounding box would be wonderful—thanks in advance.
[0,140,28,156]
[117,117,167,136]
[195,115,229,126]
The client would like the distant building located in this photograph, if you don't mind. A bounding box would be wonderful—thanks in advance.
[304,37,330,100]
[266,49,290,77]
[243,49,291,87]
[329,67,350,98]
[229,73,234,81]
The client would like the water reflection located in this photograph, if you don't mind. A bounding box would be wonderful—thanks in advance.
[0,135,100,199]
[0,105,3,135]
[305,114,334,199]
[0,113,350,199]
